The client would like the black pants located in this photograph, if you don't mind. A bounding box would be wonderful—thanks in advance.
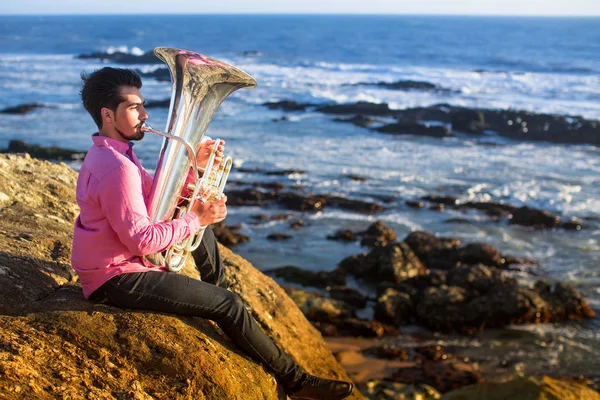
[91,226,303,390]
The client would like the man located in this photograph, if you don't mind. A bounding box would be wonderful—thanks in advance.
[72,67,353,400]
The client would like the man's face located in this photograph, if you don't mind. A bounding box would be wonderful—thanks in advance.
[110,86,148,142]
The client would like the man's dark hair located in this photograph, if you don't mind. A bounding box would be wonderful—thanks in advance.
[80,67,142,128]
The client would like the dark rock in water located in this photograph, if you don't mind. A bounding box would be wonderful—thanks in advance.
[289,219,305,230]
[455,201,516,218]
[376,122,452,137]
[317,101,397,116]
[363,344,409,361]
[458,243,507,269]
[314,318,399,338]
[1,140,85,161]
[404,231,463,270]
[278,193,327,211]
[327,229,358,242]
[251,213,291,223]
[144,98,171,108]
[562,218,583,231]
[390,360,483,393]
[210,222,250,247]
[406,200,425,209]
[395,105,453,123]
[341,173,368,181]
[324,195,385,214]
[137,67,171,82]
[263,100,311,111]
[422,195,460,205]
[509,206,561,229]
[267,233,292,241]
[0,103,45,114]
[242,50,263,57]
[338,242,427,284]
[283,286,352,320]
[327,286,368,308]
[226,189,279,206]
[77,50,160,64]
[374,288,413,325]
[371,80,446,91]
[334,114,379,128]
[451,109,486,134]
[534,280,596,321]
[363,380,441,399]
[266,266,346,288]
[359,220,397,248]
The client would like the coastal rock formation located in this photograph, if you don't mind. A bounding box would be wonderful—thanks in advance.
[0,154,363,399]
[0,103,45,114]
[1,140,85,161]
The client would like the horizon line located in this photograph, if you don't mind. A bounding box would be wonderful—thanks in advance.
[1,12,600,18]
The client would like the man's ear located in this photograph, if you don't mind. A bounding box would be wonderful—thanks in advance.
[101,107,113,124]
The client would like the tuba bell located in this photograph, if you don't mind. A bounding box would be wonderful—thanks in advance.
[142,47,256,272]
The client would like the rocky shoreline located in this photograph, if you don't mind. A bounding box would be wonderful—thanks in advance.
[1,150,599,399]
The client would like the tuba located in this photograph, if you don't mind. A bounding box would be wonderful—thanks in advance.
[142,47,256,272]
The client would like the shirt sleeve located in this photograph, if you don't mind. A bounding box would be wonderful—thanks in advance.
[96,164,202,256]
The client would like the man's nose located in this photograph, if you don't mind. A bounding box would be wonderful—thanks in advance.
[140,106,149,121]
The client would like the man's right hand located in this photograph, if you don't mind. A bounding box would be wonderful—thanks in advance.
[190,196,228,226]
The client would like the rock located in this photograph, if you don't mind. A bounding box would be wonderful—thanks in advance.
[314,318,399,338]
[374,288,413,326]
[226,188,278,206]
[77,50,160,64]
[210,222,250,246]
[289,219,305,230]
[334,114,379,128]
[267,233,292,241]
[236,167,306,176]
[451,109,486,134]
[1,140,85,161]
[327,286,368,308]
[265,265,346,288]
[0,103,45,114]
[364,380,442,400]
[359,220,397,248]
[283,286,352,321]
[363,345,409,361]
[391,361,483,394]
[440,376,600,400]
[144,98,171,108]
[251,213,291,223]
[509,206,561,229]
[422,195,460,206]
[457,243,506,269]
[338,242,427,284]
[327,229,358,242]
[317,101,397,117]
[342,174,368,181]
[403,231,462,270]
[263,100,312,111]
[136,67,171,82]
[324,195,385,214]
[376,122,452,138]
[406,200,425,209]
[278,193,327,211]
[455,201,516,218]
[372,80,446,91]
[0,154,364,399]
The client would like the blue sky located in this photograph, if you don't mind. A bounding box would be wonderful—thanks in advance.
[1,0,599,16]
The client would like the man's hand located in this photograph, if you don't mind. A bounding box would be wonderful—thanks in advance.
[190,196,227,226]
[196,139,225,171]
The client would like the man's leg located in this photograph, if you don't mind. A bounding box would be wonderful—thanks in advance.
[92,271,302,389]
[191,226,225,287]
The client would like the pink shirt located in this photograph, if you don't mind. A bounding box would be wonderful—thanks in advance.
[72,134,201,299]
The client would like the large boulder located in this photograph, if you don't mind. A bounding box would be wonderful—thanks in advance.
[0,154,364,399]
[441,376,600,400]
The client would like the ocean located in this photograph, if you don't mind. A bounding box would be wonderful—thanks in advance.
[1,14,599,382]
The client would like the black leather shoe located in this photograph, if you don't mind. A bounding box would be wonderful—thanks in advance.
[288,374,354,400]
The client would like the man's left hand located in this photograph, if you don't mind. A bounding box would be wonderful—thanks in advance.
[196,139,225,171]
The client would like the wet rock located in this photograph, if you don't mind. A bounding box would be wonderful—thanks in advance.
[278,193,327,211]
[406,200,425,208]
[363,345,409,361]
[77,50,160,64]
[327,286,368,308]
[338,242,427,284]
[422,195,460,206]
[342,174,368,181]
[440,376,600,400]
[265,266,346,288]
[395,105,453,124]
[267,233,292,241]
[334,115,379,128]
[455,201,516,218]
[289,219,305,230]
[263,100,312,111]
[371,80,446,91]
[374,288,413,325]
[315,318,399,338]
[324,195,386,214]
[327,229,358,242]
[226,188,278,206]
[144,98,171,108]
[451,109,486,134]
[0,103,45,114]
[317,101,397,117]
[364,380,442,400]
[283,286,352,321]
[1,140,85,161]
[404,231,462,270]
[376,122,452,138]
[391,361,483,393]
[359,220,397,248]
[561,218,583,231]
[509,206,561,229]
[210,222,250,247]
[534,281,596,321]
[251,213,291,223]
[458,243,506,269]
[136,67,171,82]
